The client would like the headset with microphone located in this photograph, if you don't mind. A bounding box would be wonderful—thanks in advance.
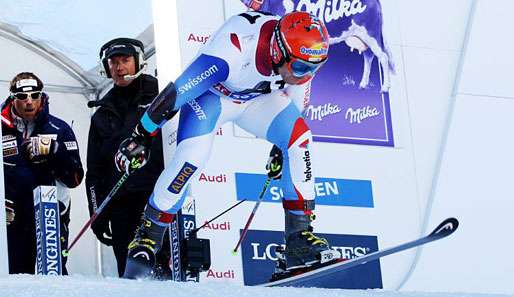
[87,100,101,108]
[99,38,147,81]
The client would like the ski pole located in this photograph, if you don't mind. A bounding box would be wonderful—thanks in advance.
[232,176,271,254]
[190,198,247,236]
[62,172,129,256]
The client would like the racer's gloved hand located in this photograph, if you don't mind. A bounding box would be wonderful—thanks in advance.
[91,215,113,246]
[5,199,14,226]
[115,124,153,174]
[266,145,283,180]
[24,135,58,163]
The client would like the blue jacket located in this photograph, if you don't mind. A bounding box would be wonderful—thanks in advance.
[1,94,84,230]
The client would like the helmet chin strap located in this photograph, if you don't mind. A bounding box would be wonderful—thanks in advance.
[271,63,279,75]
[271,26,289,75]
[123,63,147,81]
[270,31,278,74]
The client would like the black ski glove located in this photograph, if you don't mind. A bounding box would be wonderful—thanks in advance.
[115,124,153,174]
[91,214,113,246]
[266,145,283,180]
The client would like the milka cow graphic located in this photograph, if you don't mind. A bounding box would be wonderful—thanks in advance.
[240,0,395,92]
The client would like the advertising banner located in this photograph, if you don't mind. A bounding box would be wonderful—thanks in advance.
[33,185,62,276]
[240,229,382,288]
[235,173,374,208]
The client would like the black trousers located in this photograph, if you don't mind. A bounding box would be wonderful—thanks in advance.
[109,201,144,277]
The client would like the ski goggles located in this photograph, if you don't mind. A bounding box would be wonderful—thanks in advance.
[12,91,42,100]
[289,58,326,78]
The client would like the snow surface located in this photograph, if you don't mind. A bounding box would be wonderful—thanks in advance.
[1,275,512,297]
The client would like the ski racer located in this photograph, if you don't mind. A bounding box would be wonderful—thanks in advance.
[114,11,341,278]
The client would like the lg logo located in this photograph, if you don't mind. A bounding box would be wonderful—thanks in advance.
[251,242,285,261]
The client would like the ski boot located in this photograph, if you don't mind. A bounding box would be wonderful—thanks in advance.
[123,205,174,279]
[152,233,173,281]
[282,212,341,270]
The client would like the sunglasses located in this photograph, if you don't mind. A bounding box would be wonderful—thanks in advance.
[13,91,42,100]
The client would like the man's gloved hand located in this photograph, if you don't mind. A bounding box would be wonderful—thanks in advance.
[115,124,153,174]
[91,215,113,246]
[266,145,283,180]
[24,136,58,162]
[5,199,14,226]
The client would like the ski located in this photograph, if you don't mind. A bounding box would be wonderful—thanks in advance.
[261,217,459,288]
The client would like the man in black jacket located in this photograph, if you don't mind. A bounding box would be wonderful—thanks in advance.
[2,72,84,274]
[86,38,169,277]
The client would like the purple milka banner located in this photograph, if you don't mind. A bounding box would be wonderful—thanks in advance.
[240,0,395,146]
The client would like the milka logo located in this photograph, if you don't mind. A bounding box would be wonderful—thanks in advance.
[295,0,367,24]
[345,106,380,124]
[304,103,342,121]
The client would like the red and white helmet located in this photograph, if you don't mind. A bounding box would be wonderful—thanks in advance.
[271,11,329,84]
